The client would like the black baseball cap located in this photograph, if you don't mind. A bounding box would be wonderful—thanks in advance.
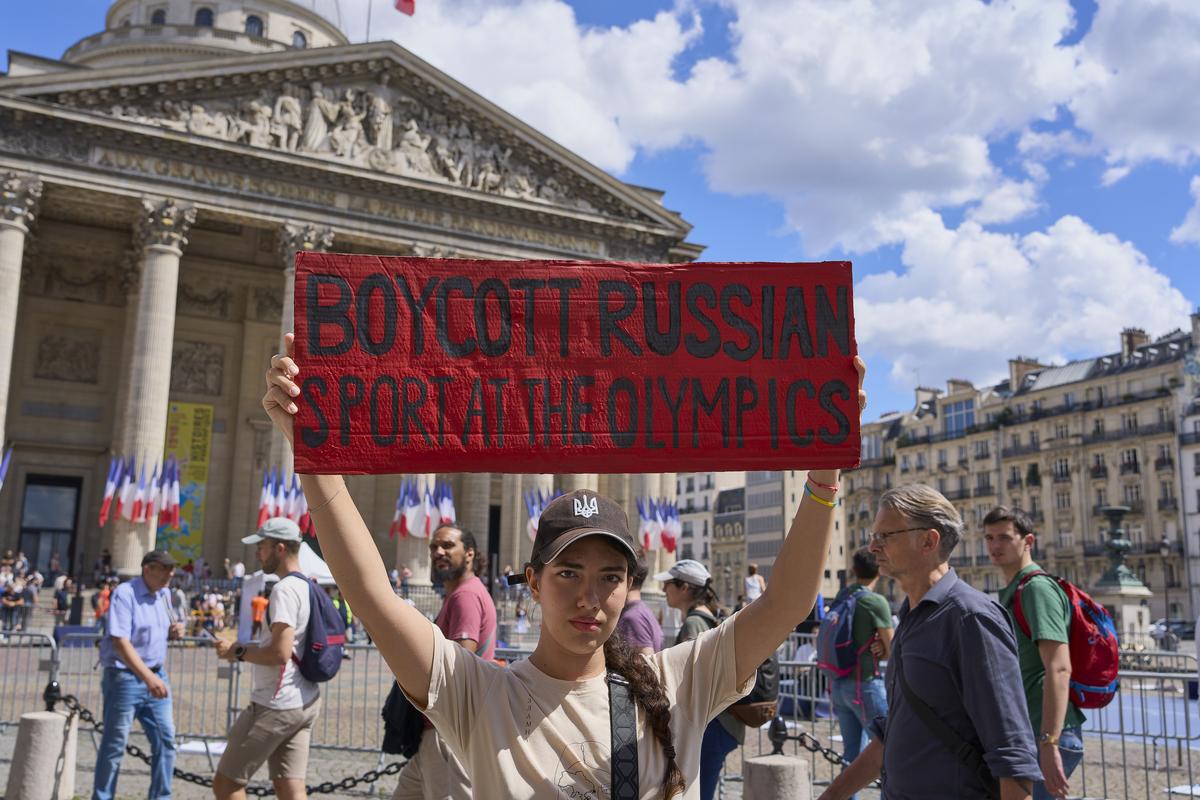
[505,490,638,586]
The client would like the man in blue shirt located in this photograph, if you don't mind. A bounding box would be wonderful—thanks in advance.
[94,549,184,800]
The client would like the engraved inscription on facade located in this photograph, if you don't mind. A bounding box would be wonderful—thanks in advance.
[171,340,225,396]
[34,329,101,384]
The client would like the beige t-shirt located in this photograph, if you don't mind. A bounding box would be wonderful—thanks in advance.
[408,610,753,799]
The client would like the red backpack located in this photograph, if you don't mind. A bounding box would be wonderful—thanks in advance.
[1013,571,1120,709]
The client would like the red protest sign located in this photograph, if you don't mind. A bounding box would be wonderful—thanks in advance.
[292,254,859,474]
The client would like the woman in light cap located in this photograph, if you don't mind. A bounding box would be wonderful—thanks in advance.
[263,333,865,799]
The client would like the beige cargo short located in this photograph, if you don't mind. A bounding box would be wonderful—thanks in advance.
[217,696,322,783]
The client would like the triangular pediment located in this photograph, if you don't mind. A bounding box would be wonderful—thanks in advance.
[0,42,690,234]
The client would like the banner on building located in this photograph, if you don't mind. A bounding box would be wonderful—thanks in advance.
[293,254,859,474]
[158,402,213,563]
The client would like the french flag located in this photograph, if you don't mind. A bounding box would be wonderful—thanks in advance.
[146,461,162,526]
[113,456,131,521]
[395,0,415,16]
[421,482,436,538]
[287,474,302,521]
[158,457,174,527]
[117,456,138,522]
[389,480,405,539]
[130,463,148,523]
[256,469,271,528]
[168,459,182,528]
[402,479,423,538]
[437,480,455,524]
[274,470,287,518]
[296,484,311,536]
[98,456,120,528]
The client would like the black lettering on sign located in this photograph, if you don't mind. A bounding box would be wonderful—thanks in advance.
[523,378,540,446]
[819,380,852,445]
[815,285,851,357]
[692,378,730,448]
[778,287,814,359]
[299,376,329,448]
[719,284,759,362]
[735,376,758,448]
[356,273,397,356]
[436,276,476,358]
[489,377,509,445]
[785,379,815,447]
[370,375,399,446]
[394,275,439,357]
[607,378,638,448]
[570,376,594,445]
[430,376,453,446]
[548,278,580,358]
[642,377,666,449]
[462,377,491,446]
[642,282,681,356]
[400,377,432,446]
[510,278,545,356]
[657,377,687,448]
[475,278,513,358]
[684,283,720,358]
[307,275,354,356]
[542,378,569,446]
[599,281,642,357]
[338,375,366,446]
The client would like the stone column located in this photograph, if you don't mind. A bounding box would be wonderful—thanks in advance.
[501,473,552,571]
[109,199,196,575]
[271,222,335,471]
[458,472,492,536]
[393,473,435,587]
[0,172,42,443]
[558,473,599,493]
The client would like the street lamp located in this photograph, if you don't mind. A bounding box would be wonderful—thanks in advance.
[1160,535,1173,632]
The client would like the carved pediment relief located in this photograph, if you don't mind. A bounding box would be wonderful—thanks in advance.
[30,53,657,224]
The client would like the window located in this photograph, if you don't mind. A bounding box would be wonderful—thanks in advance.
[943,399,975,436]
[1159,444,1171,460]
[1009,466,1021,483]
[1095,487,1107,507]
[1064,392,1075,408]
[1053,458,1070,479]
[1122,412,1138,432]
[1121,448,1139,466]
[1094,453,1106,467]
[686,477,695,492]
[194,7,214,26]
[1093,418,1105,435]
[1056,491,1071,510]
[900,455,910,472]
[1058,531,1073,548]
[1055,423,1068,439]
[1030,496,1041,514]
[150,9,166,24]
[937,449,947,467]
[1161,482,1174,500]
[974,440,990,459]
[292,30,308,48]
[1011,434,1020,449]
[1194,452,1200,476]
[916,453,926,470]
[245,14,264,37]
[958,445,968,463]
[1159,407,1169,425]
[1123,483,1142,503]
[1030,430,1040,446]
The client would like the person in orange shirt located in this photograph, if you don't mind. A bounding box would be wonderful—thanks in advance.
[250,589,270,638]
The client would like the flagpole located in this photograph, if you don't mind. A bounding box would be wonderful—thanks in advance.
[366,0,373,42]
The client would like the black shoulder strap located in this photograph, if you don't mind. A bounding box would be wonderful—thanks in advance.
[608,673,638,800]
[894,654,999,800]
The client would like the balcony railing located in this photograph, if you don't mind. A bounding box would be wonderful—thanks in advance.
[1084,420,1175,445]
[974,450,991,461]
[1158,497,1179,511]
[1002,443,1041,458]
[944,489,971,501]
[1155,457,1175,472]
[1029,510,1045,522]
[1053,473,1071,483]
[1120,462,1141,475]
[949,555,974,567]
[1007,478,1023,489]
[1090,465,1109,479]
[973,485,996,497]
[1181,432,1200,447]
[1083,543,1108,556]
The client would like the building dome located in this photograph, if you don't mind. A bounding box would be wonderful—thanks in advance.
[63,0,350,68]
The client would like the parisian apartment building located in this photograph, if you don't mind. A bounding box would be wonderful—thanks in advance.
[844,317,1200,622]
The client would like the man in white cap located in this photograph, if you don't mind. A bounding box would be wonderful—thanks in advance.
[213,518,320,800]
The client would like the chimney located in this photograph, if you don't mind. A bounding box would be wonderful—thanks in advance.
[1121,328,1150,359]
[914,386,942,408]
[1008,357,1045,390]
[946,378,975,395]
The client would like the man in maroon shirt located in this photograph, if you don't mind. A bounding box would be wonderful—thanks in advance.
[392,524,496,800]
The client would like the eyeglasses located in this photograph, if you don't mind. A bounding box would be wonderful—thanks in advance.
[868,527,930,545]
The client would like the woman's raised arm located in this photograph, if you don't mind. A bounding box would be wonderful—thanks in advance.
[731,356,867,684]
[264,333,436,706]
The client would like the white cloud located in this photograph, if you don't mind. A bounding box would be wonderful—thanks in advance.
[1071,0,1200,170]
[968,180,1040,225]
[1169,176,1200,245]
[855,212,1193,389]
[349,0,1106,252]
[1100,165,1132,186]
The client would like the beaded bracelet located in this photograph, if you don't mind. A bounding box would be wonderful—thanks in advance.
[804,484,836,508]
[807,476,840,493]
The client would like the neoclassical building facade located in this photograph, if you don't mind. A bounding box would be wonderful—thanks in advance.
[0,0,699,579]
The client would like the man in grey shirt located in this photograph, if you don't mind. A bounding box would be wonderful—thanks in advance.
[821,484,1041,800]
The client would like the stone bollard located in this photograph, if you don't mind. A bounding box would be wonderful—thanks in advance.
[5,710,78,800]
[743,753,811,800]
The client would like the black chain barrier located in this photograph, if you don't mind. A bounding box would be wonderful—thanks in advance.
[767,715,882,788]
[46,682,404,796]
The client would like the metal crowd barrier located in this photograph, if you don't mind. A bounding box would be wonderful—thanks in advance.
[0,631,56,734]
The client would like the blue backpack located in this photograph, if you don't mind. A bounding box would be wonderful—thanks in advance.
[815,586,872,679]
[285,572,346,683]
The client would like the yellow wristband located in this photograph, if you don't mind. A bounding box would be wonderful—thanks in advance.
[805,485,836,508]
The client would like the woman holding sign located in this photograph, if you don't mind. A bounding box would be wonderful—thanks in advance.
[264,333,865,799]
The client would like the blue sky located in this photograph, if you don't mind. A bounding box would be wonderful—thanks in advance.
[6,0,1199,420]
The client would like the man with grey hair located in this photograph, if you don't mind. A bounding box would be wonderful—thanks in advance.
[820,484,1041,800]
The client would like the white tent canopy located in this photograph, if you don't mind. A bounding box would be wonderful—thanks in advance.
[236,542,335,642]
